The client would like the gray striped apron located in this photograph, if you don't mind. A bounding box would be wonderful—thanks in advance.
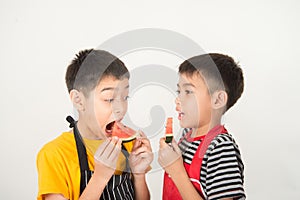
[67,116,135,200]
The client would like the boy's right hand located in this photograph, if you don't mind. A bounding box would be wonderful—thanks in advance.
[158,138,185,177]
[93,137,122,181]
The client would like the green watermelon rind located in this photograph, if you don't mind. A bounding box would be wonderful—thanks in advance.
[165,135,173,143]
[121,134,137,143]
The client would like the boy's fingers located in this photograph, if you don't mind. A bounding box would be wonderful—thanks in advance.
[115,137,122,149]
[172,139,181,154]
[110,140,122,161]
[132,146,148,155]
[137,152,152,159]
[138,137,152,151]
[132,138,142,150]
[95,138,111,158]
[137,130,146,138]
[159,137,168,148]
[103,137,119,158]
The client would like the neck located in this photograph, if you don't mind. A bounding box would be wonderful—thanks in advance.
[192,117,222,138]
[76,118,104,140]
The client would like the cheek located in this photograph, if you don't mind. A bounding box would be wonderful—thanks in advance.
[94,102,113,125]
[197,96,212,114]
[185,97,199,112]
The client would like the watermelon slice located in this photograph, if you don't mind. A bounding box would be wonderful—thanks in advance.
[165,117,173,143]
[110,121,137,143]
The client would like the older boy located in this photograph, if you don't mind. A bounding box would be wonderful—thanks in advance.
[37,49,153,200]
[159,53,246,199]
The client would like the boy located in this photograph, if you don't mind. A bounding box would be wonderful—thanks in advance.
[158,53,246,199]
[37,49,153,200]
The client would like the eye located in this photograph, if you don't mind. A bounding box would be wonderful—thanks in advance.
[185,90,193,94]
[104,98,114,103]
[124,96,130,101]
[176,90,180,94]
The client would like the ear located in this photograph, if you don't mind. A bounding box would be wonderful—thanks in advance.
[211,90,228,110]
[69,89,85,111]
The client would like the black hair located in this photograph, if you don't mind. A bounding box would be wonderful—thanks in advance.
[179,53,244,111]
[65,49,129,96]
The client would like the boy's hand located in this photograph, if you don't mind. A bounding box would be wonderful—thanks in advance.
[158,138,185,176]
[93,137,122,181]
[129,131,153,174]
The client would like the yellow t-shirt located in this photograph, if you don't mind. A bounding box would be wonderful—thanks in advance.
[36,132,134,200]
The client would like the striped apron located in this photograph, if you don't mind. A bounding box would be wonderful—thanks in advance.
[67,116,135,200]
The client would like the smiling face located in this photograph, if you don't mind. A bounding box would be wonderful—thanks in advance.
[175,72,212,130]
[75,76,129,139]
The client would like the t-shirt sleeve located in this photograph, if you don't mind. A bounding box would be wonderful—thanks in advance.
[203,135,246,200]
[36,146,70,200]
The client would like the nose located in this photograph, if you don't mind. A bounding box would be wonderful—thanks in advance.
[175,94,182,104]
[113,99,127,119]
[175,96,181,111]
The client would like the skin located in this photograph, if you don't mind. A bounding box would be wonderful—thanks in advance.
[158,72,231,200]
[44,76,153,200]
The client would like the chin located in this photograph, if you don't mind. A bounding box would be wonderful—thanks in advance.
[179,120,189,129]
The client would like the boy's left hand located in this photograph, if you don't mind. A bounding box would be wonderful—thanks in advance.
[129,131,153,174]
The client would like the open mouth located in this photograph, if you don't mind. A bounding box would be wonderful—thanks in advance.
[178,112,184,120]
[105,120,137,143]
[105,121,116,135]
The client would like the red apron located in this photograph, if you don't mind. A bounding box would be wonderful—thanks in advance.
[162,125,228,200]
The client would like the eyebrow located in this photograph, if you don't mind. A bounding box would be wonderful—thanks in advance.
[100,85,129,93]
[177,83,196,88]
[100,87,115,92]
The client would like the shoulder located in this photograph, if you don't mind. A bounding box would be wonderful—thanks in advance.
[201,133,246,199]
[37,132,76,161]
[207,133,240,153]
[203,133,244,165]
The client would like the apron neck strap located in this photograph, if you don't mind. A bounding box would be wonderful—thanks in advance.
[66,116,91,195]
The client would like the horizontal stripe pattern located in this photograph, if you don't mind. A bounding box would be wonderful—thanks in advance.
[179,130,246,200]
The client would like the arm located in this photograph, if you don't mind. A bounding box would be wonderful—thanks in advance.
[203,136,245,200]
[42,137,122,200]
[43,174,111,200]
[129,131,153,200]
[133,174,150,200]
[44,194,67,200]
[79,137,122,200]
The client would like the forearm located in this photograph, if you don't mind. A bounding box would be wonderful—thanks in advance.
[133,173,150,200]
[79,172,110,200]
[170,171,203,200]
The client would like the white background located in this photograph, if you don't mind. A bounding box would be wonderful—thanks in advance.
[1,0,300,199]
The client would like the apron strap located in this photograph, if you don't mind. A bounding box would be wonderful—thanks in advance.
[66,116,92,195]
[121,144,131,173]
[189,125,228,198]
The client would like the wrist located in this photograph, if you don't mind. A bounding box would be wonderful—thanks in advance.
[132,173,146,183]
[169,167,189,182]
[93,170,113,183]
[132,172,146,178]
[167,163,185,179]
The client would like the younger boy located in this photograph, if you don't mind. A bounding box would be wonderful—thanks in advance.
[37,49,153,200]
[158,53,246,199]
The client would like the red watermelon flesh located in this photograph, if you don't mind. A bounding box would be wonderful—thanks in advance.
[165,117,173,143]
[110,121,137,143]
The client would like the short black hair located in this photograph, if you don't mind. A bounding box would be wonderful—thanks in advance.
[179,53,244,111]
[65,49,129,96]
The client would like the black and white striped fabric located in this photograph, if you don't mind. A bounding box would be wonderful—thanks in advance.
[178,128,246,200]
[70,116,135,200]
[101,173,134,200]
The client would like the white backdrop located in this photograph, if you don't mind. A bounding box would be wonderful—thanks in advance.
[1,0,300,199]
